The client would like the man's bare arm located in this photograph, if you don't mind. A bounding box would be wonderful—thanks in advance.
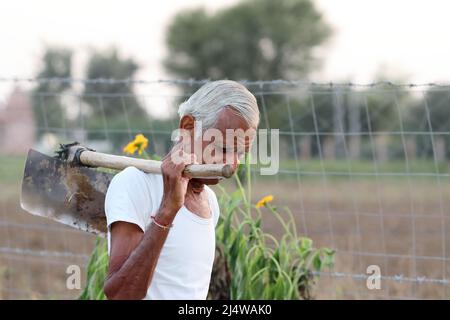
[103,206,175,300]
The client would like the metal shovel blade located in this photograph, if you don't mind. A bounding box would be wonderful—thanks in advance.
[20,149,112,235]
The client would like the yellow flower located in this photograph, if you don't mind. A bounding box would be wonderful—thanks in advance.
[255,195,274,208]
[123,142,138,155]
[123,134,149,155]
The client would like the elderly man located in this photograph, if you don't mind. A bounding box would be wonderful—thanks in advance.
[103,80,260,300]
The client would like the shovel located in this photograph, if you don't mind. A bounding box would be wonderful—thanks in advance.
[20,142,234,236]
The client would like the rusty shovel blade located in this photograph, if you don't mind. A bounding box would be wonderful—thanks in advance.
[20,149,112,235]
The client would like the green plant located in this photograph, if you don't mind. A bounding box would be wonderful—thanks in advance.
[79,237,108,300]
[208,156,334,299]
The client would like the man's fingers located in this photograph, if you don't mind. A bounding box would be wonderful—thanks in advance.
[166,149,195,177]
[161,142,197,178]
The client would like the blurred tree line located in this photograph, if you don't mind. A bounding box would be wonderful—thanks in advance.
[164,0,330,80]
[31,0,450,160]
[163,0,450,161]
[32,48,174,153]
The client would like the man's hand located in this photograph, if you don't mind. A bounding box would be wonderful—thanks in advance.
[157,143,196,225]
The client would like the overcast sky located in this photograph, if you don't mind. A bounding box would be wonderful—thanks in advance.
[0,0,449,104]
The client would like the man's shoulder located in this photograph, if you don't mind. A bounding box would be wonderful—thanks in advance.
[116,166,148,180]
[106,166,163,207]
[110,166,161,188]
[105,167,163,232]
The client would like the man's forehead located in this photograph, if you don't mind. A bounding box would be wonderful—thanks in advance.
[200,107,256,146]
[208,128,256,146]
[213,108,251,131]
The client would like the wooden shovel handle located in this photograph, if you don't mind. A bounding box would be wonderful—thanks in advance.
[78,150,234,179]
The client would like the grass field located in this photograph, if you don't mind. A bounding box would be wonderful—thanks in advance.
[1,155,449,299]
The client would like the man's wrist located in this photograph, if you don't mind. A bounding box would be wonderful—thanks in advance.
[155,204,177,226]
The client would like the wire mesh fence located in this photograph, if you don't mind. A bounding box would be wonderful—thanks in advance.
[0,78,449,299]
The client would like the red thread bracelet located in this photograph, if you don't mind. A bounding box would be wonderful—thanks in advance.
[150,215,173,230]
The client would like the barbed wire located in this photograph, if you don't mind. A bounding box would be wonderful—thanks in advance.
[316,271,450,285]
[1,76,450,88]
[0,246,89,260]
[2,245,448,285]
[0,220,88,234]
[2,244,448,286]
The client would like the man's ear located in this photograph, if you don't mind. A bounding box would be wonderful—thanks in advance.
[180,115,195,131]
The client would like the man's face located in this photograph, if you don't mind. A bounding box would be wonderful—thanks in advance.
[188,108,256,185]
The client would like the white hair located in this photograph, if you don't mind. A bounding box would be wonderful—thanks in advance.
[178,80,260,130]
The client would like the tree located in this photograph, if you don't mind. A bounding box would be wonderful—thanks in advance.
[164,0,331,81]
[32,47,72,136]
[83,48,146,118]
[82,48,150,147]
[164,0,332,161]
